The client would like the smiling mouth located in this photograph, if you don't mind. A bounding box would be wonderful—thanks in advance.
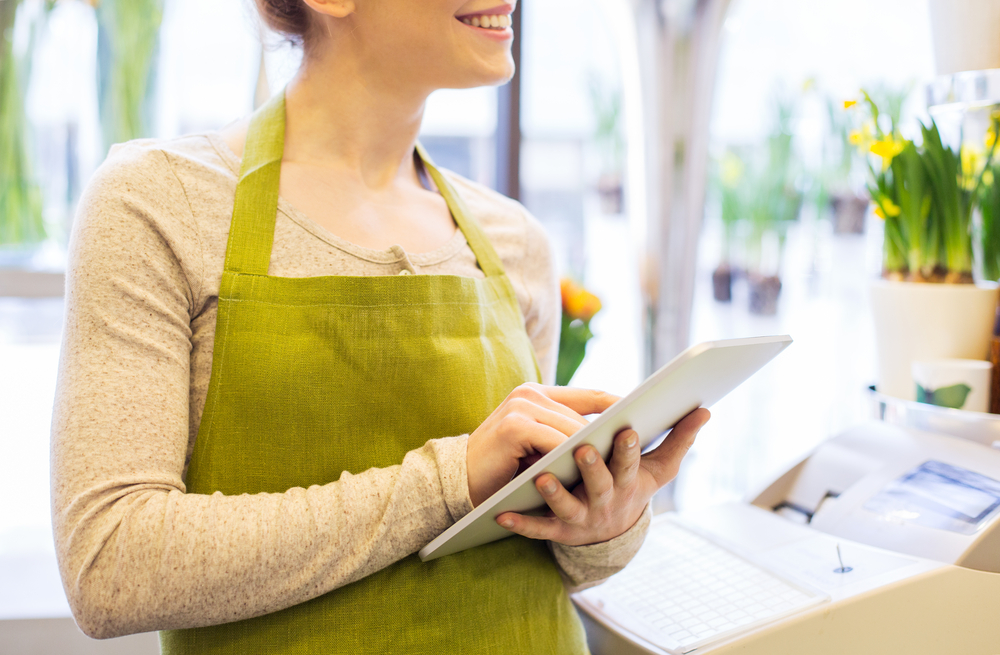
[457,13,512,30]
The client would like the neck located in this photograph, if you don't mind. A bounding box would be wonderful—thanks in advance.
[282,46,431,190]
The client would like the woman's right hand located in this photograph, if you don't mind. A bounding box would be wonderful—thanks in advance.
[466,383,620,507]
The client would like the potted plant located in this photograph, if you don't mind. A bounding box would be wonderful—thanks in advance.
[744,99,801,315]
[823,94,879,235]
[589,74,625,216]
[0,0,47,262]
[709,149,746,302]
[858,91,1000,400]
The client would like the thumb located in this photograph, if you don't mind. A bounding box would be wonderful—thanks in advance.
[641,408,710,487]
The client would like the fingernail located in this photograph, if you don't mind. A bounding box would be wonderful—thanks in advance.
[626,433,638,448]
[500,517,514,528]
[541,480,557,494]
[583,449,597,465]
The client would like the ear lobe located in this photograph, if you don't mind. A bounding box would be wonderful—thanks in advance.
[302,0,356,19]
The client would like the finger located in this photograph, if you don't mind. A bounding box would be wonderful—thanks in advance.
[501,384,592,433]
[496,511,568,542]
[510,419,572,459]
[574,444,615,507]
[536,473,589,525]
[525,404,592,439]
[531,384,621,418]
[608,428,641,490]
[641,408,710,487]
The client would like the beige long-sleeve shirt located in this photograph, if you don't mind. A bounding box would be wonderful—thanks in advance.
[51,133,650,640]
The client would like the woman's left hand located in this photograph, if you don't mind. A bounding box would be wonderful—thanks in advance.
[495,407,710,546]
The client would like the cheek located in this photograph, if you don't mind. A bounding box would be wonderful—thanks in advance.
[363,20,459,73]
[361,15,513,87]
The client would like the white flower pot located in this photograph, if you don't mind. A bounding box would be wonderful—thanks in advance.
[928,0,1000,74]
[870,280,999,401]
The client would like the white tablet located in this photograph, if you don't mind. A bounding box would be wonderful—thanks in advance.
[418,334,792,562]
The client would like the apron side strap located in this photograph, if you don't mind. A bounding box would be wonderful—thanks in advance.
[224,91,287,276]
[416,143,506,279]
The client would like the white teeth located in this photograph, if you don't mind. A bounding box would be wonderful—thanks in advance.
[460,14,512,30]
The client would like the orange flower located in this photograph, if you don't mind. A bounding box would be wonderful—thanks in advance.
[560,278,602,322]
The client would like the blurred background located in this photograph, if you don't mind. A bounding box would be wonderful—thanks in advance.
[0,0,956,648]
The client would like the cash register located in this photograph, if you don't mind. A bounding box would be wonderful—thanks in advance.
[572,415,1000,654]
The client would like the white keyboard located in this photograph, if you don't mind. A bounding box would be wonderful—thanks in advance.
[578,519,828,654]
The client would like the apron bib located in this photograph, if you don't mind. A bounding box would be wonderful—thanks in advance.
[159,91,589,654]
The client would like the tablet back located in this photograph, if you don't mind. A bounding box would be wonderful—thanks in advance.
[419,335,792,561]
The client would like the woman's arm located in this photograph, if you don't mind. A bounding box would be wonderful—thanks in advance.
[51,145,477,639]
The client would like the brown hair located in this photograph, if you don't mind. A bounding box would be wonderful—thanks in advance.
[255,0,312,47]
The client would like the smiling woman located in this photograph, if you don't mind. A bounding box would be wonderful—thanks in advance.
[48,0,708,653]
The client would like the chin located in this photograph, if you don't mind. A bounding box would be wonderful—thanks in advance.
[454,59,516,89]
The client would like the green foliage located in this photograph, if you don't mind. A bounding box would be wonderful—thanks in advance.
[708,96,802,274]
[589,73,624,175]
[710,149,746,262]
[979,163,1000,280]
[744,97,802,272]
[920,121,974,276]
[0,0,46,247]
[556,315,594,386]
[861,91,997,281]
[96,0,164,150]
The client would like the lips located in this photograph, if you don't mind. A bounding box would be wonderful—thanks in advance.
[455,3,515,18]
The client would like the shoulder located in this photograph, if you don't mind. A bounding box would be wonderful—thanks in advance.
[72,136,229,301]
[438,169,551,256]
[87,134,233,199]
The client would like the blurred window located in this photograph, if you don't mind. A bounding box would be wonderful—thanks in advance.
[519,0,644,396]
[680,0,935,511]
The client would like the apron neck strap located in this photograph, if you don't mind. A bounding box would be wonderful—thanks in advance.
[414,143,505,278]
[224,90,286,275]
[226,89,507,278]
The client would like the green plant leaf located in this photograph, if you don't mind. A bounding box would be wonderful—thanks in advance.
[556,314,594,386]
[919,383,973,409]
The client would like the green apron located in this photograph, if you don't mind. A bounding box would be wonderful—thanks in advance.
[159,91,589,654]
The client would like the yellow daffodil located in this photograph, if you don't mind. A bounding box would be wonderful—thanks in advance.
[985,169,995,187]
[843,99,857,109]
[987,125,996,149]
[720,152,744,188]
[560,279,602,322]
[849,120,876,155]
[870,135,906,171]
[961,144,984,190]
[876,197,901,219]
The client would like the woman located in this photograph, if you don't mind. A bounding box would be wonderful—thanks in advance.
[51,0,710,652]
